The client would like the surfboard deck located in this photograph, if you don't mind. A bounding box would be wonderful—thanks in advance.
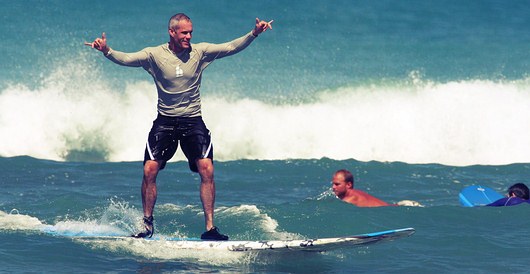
[43,227,415,252]
[459,185,503,207]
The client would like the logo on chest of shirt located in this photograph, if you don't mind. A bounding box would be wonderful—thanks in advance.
[175,65,183,78]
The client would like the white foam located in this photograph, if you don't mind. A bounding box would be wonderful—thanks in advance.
[2,58,530,166]
[0,209,45,231]
[217,205,301,240]
[78,237,254,264]
[0,208,270,265]
[206,77,530,166]
[47,220,127,236]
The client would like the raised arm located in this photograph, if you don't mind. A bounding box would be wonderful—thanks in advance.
[201,18,274,61]
[84,32,147,67]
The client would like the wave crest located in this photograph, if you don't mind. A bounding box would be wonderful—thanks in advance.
[2,61,530,166]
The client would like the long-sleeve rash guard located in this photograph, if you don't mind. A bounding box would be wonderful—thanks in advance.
[487,197,530,206]
[105,31,256,117]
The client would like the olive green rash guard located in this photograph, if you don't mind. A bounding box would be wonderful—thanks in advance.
[105,31,257,117]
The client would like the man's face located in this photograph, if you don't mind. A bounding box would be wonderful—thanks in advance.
[331,173,350,199]
[170,20,193,51]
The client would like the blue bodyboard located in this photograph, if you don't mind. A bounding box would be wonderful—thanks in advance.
[459,185,503,207]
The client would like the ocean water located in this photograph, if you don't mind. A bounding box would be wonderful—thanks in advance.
[1,0,530,273]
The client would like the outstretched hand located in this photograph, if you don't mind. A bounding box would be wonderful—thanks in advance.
[252,18,274,36]
[84,32,110,54]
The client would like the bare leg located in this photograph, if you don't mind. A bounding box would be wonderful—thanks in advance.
[131,160,160,238]
[142,160,160,217]
[197,158,215,231]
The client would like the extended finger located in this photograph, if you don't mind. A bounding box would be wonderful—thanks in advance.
[267,20,274,30]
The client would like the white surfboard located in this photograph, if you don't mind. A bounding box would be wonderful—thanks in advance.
[43,227,415,252]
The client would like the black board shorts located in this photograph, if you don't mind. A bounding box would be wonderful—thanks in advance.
[143,114,213,172]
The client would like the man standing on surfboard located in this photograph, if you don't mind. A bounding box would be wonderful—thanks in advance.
[85,13,273,240]
[331,169,422,207]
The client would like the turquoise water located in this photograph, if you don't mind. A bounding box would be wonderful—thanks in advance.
[1,0,530,273]
[2,157,530,273]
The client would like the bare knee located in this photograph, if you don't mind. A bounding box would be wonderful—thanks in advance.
[143,160,161,183]
[197,158,214,183]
